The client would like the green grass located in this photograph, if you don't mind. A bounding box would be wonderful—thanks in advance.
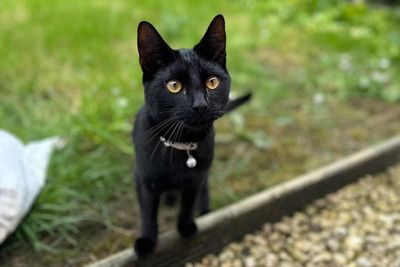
[1,0,400,265]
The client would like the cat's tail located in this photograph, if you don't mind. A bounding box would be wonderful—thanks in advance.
[225,93,252,113]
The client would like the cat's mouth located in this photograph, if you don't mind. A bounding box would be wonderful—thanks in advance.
[184,113,223,130]
[185,120,211,130]
[184,117,213,131]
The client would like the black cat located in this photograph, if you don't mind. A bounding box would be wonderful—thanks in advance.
[133,14,251,257]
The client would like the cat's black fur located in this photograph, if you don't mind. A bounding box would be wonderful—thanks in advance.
[133,15,251,257]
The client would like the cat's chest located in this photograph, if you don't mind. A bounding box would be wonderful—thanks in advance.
[137,139,214,191]
[145,140,213,173]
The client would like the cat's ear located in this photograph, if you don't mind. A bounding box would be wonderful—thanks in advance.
[194,14,226,68]
[137,21,175,75]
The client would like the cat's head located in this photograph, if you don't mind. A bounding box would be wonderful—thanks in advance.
[137,15,230,132]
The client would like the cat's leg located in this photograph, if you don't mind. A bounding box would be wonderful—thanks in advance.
[177,186,200,238]
[134,182,160,257]
[198,178,211,215]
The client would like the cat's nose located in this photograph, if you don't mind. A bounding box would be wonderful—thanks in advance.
[193,103,208,113]
[192,91,208,113]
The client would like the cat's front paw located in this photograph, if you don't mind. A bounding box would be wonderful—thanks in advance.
[177,221,198,238]
[134,237,157,257]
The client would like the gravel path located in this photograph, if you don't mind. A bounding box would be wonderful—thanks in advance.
[187,165,400,267]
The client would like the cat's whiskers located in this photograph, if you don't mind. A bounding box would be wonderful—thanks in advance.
[177,120,184,143]
[167,121,180,161]
[145,108,186,160]
[149,119,177,161]
[153,109,180,115]
[168,121,184,165]
[143,106,184,139]
[145,106,187,142]
[150,138,162,161]
[159,120,180,161]
[143,117,176,146]
[152,106,185,116]
[143,117,173,136]
[167,120,181,143]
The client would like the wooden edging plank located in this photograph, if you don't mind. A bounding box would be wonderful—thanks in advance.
[87,135,400,267]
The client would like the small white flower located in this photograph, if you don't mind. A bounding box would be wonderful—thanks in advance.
[111,87,121,95]
[116,97,128,108]
[371,71,389,83]
[313,92,325,105]
[378,58,390,69]
[358,77,370,88]
[350,26,371,39]
[339,54,352,71]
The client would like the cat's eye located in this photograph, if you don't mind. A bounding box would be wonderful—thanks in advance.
[205,76,220,90]
[165,80,183,93]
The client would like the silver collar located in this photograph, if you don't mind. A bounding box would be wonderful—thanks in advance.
[159,136,198,168]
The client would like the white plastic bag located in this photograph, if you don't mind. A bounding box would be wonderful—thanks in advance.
[0,130,63,244]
